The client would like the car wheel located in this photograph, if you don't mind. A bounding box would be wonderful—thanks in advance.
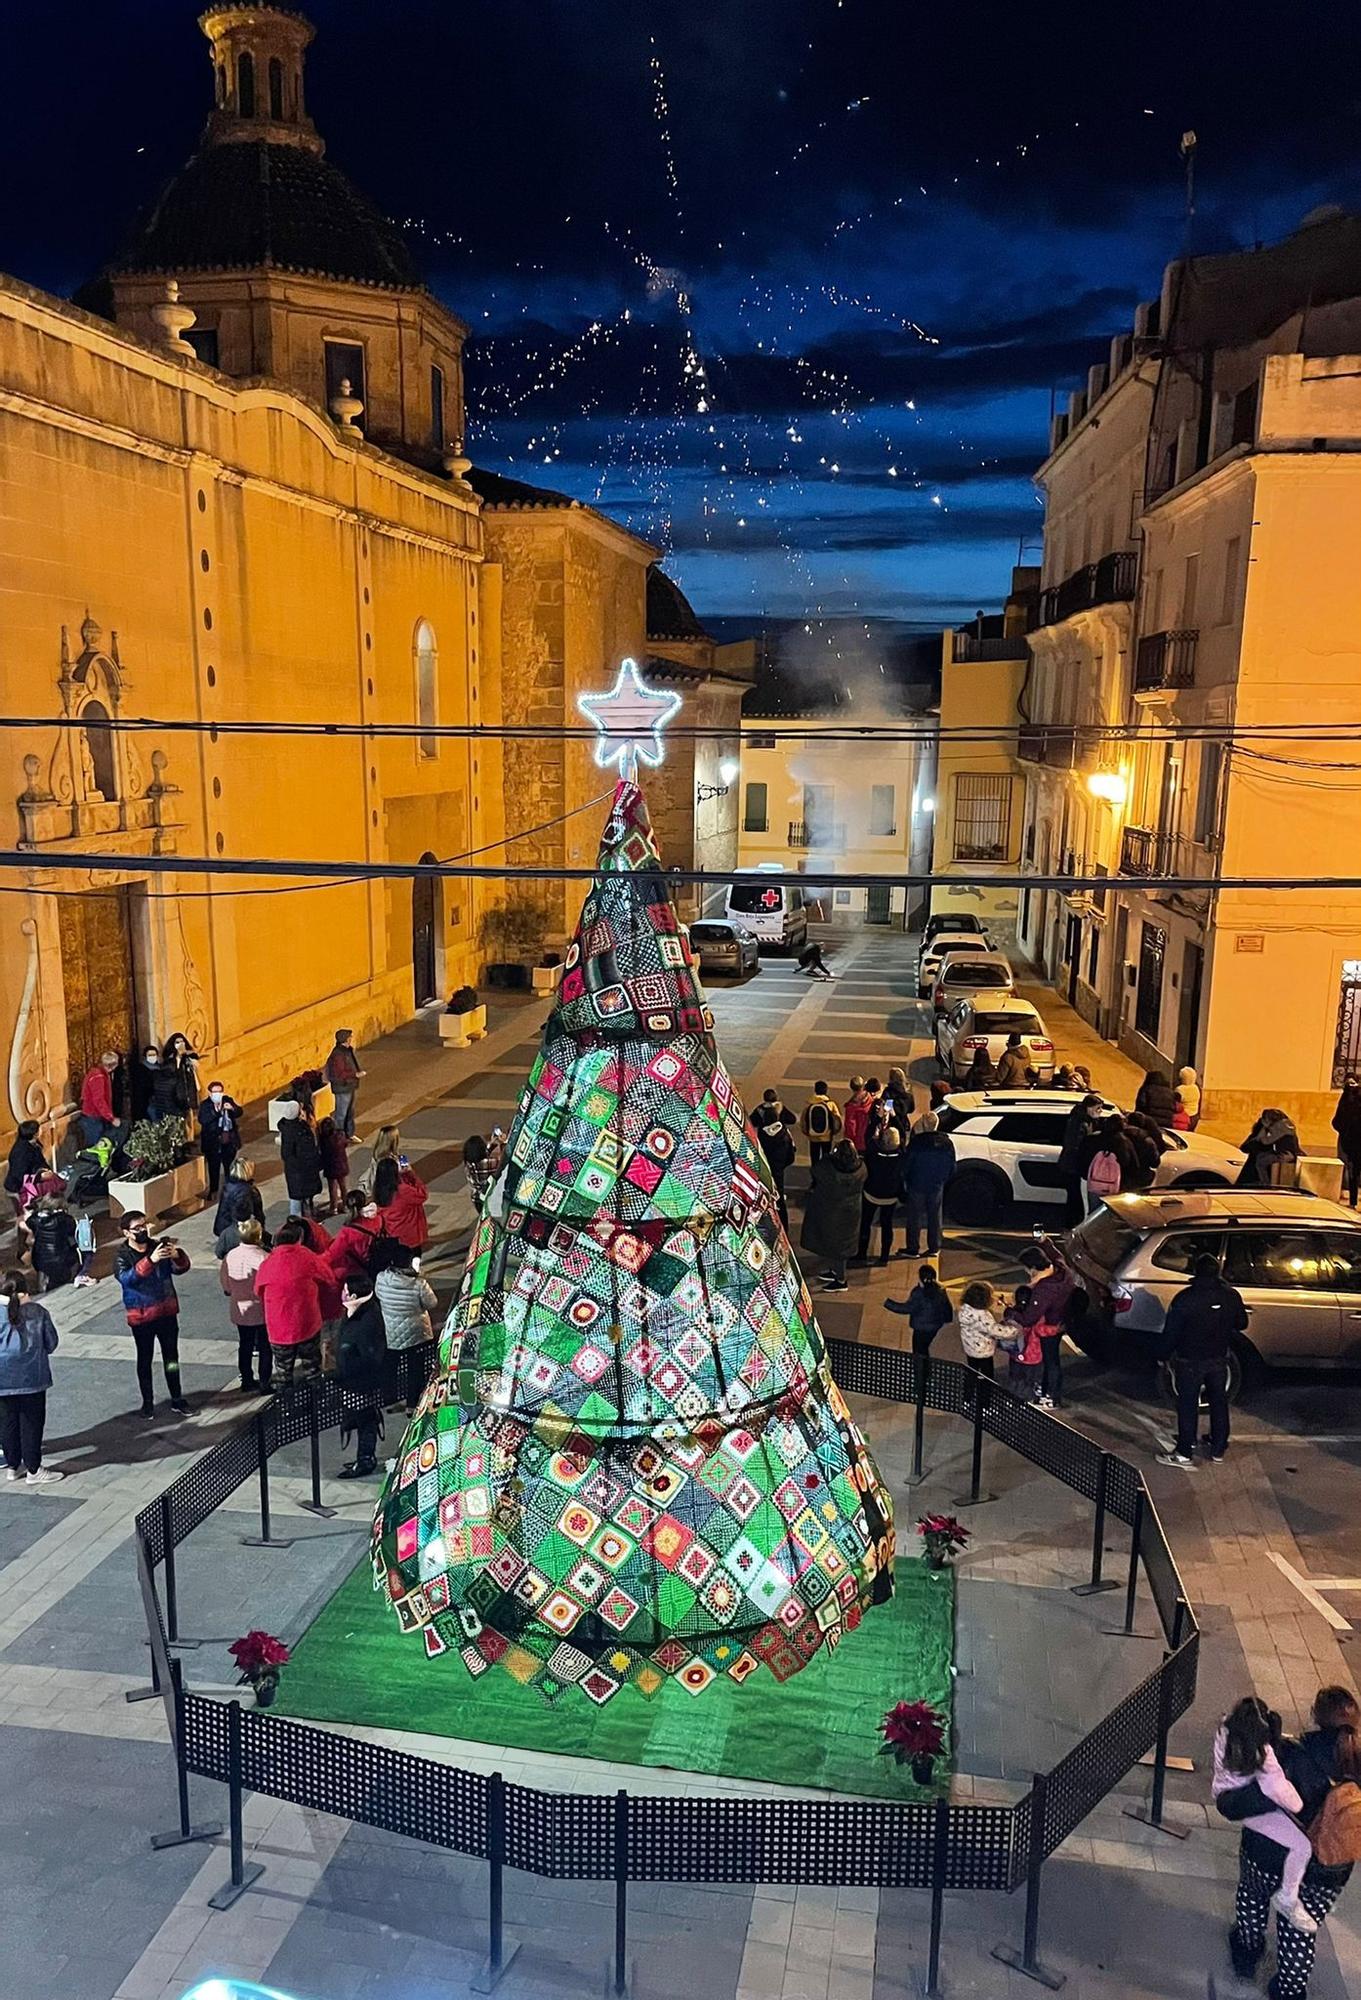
[944,1167,1008,1227]
[1158,1344,1248,1407]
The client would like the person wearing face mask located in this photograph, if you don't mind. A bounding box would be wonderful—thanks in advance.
[136,1046,184,1126]
[197,1080,243,1195]
[114,1211,190,1417]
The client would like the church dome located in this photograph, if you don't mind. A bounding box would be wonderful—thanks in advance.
[647,565,710,642]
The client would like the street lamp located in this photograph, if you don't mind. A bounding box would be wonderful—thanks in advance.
[1086,770,1128,806]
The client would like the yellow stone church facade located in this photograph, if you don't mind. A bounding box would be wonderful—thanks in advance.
[0,4,741,1150]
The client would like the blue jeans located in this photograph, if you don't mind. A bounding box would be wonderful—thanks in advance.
[905,1188,943,1255]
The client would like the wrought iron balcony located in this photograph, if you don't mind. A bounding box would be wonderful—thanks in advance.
[1119,826,1207,878]
[788,820,846,851]
[1037,550,1137,629]
[1133,628,1198,693]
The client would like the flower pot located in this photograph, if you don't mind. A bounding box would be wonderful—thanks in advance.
[438,1004,487,1048]
[911,1753,935,1786]
[532,963,563,996]
[252,1678,278,1709]
[108,1156,207,1221]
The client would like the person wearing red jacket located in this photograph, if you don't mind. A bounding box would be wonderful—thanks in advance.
[372,1156,429,1251]
[327,1190,383,1287]
[114,1213,191,1417]
[79,1052,120,1147]
[253,1219,334,1388]
[842,1077,875,1156]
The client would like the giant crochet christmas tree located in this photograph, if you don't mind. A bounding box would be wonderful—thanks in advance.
[371,780,894,1703]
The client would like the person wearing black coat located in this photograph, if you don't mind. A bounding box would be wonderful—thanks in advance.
[197,1086,243,1196]
[1123,1111,1165,1192]
[137,1046,185,1125]
[1334,1077,1361,1208]
[751,1090,797,1225]
[801,1140,866,1291]
[963,1046,997,1091]
[335,1274,388,1478]
[1057,1093,1105,1221]
[29,1201,79,1291]
[1156,1253,1247,1465]
[897,1114,956,1258]
[856,1127,902,1265]
[213,1163,264,1240]
[278,1101,322,1215]
[162,1033,200,1117]
[1134,1068,1177,1128]
[1222,1685,1360,1997]
[4,1123,48,1221]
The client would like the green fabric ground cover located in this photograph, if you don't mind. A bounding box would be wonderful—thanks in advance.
[276,1555,954,1801]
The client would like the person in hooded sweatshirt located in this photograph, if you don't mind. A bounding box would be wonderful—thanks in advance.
[1239,1108,1301,1188]
[897,1110,955,1259]
[277,1098,323,1217]
[801,1139,866,1292]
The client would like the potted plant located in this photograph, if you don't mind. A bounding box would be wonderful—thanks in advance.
[879,1700,947,1787]
[108,1117,206,1220]
[228,1629,291,1709]
[532,949,564,997]
[917,1513,970,1569]
[439,984,487,1047]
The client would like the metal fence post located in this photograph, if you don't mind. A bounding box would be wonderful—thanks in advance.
[1072,1452,1118,1596]
[149,1660,222,1851]
[909,1354,928,1483]
[472,1771,519,1992]
[1124,1642,1192,1840]
[1110,1484,1151,1637]
[240,1410,293,1549]
[991,1773,1064,1989]
[925,1795,949,1997]
[297,1377,337,1519]
[609,1788,632,1999]
[955,1371,996,1507]
[209,1699,265,1907]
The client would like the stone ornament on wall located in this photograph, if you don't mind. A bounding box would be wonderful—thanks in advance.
[6,916,53,1128]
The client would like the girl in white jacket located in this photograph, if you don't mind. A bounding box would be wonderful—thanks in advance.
[956,1281,1001,1380]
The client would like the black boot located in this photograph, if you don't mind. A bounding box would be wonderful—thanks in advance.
[337,1458,378,1479]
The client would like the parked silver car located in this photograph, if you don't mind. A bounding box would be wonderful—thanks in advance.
[1059,1188,1361,1397]
[688,918,760,978]
[930,949,1014,1016]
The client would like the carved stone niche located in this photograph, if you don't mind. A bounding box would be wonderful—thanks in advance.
[17,616,182,852]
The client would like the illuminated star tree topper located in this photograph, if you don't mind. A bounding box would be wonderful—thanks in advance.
[578,658,682,775]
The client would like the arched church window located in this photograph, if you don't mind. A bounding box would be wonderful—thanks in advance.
[237,51,255,118]
[217,62,227,107]
[268,56,284,119]
[415,621,438,759]
[81,700,117,802]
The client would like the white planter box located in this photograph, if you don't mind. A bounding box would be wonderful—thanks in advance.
[108,1156,207,1220]
[267,1084,334,1132]
[438,1005,487,1048]
[532,964,564,996]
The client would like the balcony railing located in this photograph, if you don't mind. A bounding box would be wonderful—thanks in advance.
[1133,628,1198,693]
[952,632,1029,662]
[1119,826,1209,879]
[788,820,846,851]
[1037,550,1137,629]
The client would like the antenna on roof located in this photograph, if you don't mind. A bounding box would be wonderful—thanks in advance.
[1180,131,1198,257]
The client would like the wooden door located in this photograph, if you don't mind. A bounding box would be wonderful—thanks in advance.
[59,887,140,1101]
[412,863,438,1008]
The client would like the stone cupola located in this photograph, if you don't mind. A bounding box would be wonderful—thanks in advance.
[200,6,320,152]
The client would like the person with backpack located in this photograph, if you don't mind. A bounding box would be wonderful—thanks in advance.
[1155,1251,1246,1467]
[885,1263,952,1351]
[1212,1696,1317,1934]
[1083,1113,1130,1212]
[28,1196,79,1292]
[335,1271,388,1478]
[800,1083,843,1168]
[1222,1685,1361,1995]
[751,1089,797,1225]
[1058,1093,1105,1222]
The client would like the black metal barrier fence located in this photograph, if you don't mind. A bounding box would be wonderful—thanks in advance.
[134,1343,1199,1995]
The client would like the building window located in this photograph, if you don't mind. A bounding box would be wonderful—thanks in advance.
[237,51,255,118]
[1135,921,1166,1041]
[868,784,896,836]
[415,620,438,758]
[324,340,366,421]
[1195,741,1223,845]
[430,364,446,448]
[742,781,768,833]
[1231,381,1259,447]
[1087,922,1100,986]
[81,700,117,802]
[1182,552,1200,625]
[952,773,1015,862]
[1333,962,1361,1086]
[216,62,227,106]
[268,55,285,119]
[184,327,220,368]
[747,732,776,750]
[1220,536,1242,624]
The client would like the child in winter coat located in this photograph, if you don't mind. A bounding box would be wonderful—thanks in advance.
[956,1280,1001,1379]
[317,1116,350,1214]
[1213,1696,1316,1933]
[891,1264,952,1354]
[998,1283,1043,1399]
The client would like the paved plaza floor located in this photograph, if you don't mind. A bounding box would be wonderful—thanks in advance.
[3,932,1360,2000]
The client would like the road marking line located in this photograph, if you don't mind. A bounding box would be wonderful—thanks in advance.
[1265,1549,1353,1632]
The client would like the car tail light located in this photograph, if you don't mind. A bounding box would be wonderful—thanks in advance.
[1109,1283,1134,1314]
[961,1037,985,1051]
[1031,1038,1053,1052]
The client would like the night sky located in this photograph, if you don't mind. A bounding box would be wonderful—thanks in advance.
[8,0,1361,635]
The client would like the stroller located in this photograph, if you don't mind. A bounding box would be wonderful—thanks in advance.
[64,1134,118,1207]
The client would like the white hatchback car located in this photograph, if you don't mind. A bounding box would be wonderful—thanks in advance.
[936,1090,1247,1225]
[935,994,1055,1083]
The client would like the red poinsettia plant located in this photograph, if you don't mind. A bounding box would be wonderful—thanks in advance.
[917,1513,970,1568]
[879,1700,947,1766]
[228,1629,290,1698]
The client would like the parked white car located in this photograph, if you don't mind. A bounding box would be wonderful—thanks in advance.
[917,929,996,998]
[935,994,1055,1083]
[936,1090,1247,1225]
[930,950,1014,1016]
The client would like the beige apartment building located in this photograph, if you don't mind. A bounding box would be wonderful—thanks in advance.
[1016,210,1361,1130]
